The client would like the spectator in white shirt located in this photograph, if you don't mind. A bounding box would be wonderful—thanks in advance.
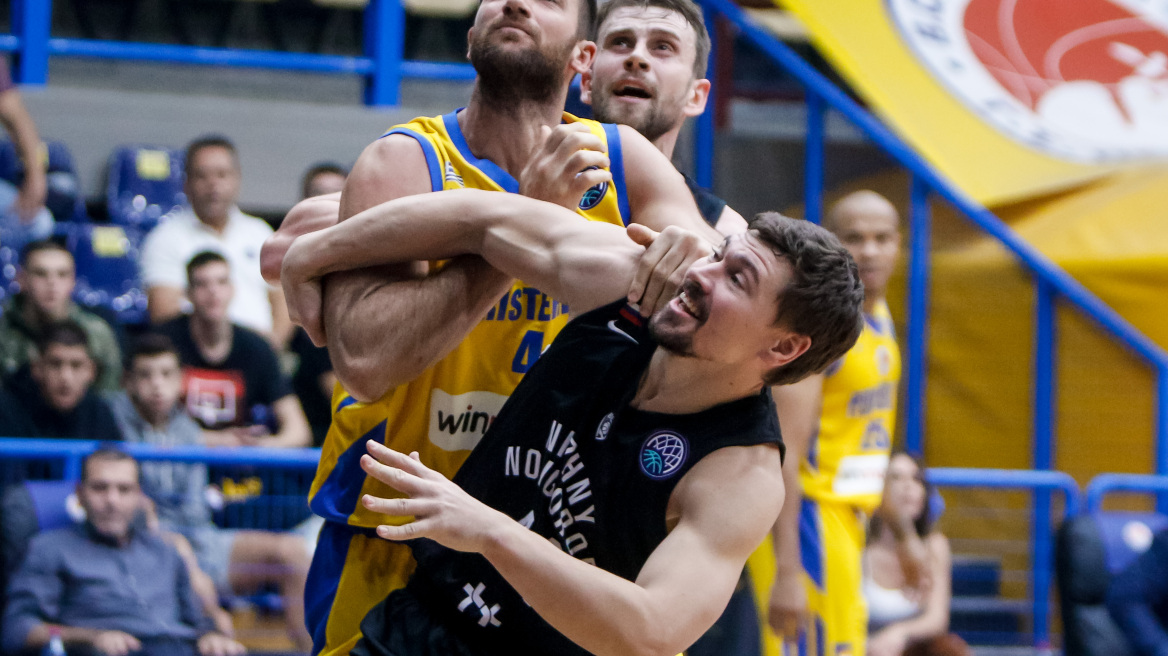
[140,136,292,346]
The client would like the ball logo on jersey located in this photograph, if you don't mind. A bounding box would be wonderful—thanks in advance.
[639,431,689,480]
[578,167,608,210]
[887,0,1168,163]
[595,412,614,441]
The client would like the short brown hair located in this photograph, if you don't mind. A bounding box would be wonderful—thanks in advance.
[184,135,238,177]
[594,0,711,77]
[81,446,139,484]
[185,250,229,288]
[750,212,864,386]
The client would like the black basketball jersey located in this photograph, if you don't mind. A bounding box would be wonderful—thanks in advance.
[683,173,728,228]
[405,299,783,655]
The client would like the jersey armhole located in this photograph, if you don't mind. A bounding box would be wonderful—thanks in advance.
[603,123,631,226]
[380,128,443,192]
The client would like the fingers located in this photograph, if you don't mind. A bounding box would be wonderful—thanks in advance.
[360,454,427,496]
[377,519,430,541]
[361,492,433,518]
[366,440,433,478]
[639,242,690,316]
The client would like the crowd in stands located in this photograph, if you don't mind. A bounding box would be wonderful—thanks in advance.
[0,120,345,653]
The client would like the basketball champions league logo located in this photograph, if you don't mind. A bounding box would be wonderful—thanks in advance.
[887,0,1168,164]
[639,431,689,480]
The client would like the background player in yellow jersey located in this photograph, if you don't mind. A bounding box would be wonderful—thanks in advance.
[260,0,724,651]
[762,190,903,656]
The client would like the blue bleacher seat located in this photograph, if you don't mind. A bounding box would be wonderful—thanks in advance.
[1057,511,1168,656]
[106,145,186,231]
[66,222,148,325]
[0,140,89,223]
[0,480,78,613]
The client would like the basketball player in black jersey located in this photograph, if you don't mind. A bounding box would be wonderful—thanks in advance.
[280,188,864,656]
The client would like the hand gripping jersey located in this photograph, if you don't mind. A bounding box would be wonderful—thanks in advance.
[800,299,901,513]
[307,110,629,530]
[358,300,783,656]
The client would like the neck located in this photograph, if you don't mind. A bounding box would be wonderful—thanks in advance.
[652,126,682,161]
[461,87,570,178]
[863,293,885,315]
[631,349,763,414]
[199,210,231,234]
[190,314,232,355]
[133,399,172,431]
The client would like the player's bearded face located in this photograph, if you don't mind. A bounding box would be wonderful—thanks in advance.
[469,19,577,104]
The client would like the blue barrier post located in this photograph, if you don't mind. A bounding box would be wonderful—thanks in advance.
[694,6,718,190]
[1031,279,1056,648]
[12,0,50,85]
[364,0,404,107]
[1158,369,1168,513]
[803,92,825,225]
[904,175,931,456]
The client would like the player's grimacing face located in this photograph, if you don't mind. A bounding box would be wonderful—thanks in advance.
[650,233,791,366]
[585,7,702,143]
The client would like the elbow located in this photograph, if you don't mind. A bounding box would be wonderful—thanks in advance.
[331,356,388,404]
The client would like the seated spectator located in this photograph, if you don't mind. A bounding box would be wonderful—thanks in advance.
[140,135,291,345]
[0,320,121,440]
[1107,526,1168,655]
[110,334,313,651]
[0,447,245,656]
[0,240,122,391]
[299,162,346,199]
[0,60,52,247]
[157,251,308,448]
[865,452,970,656]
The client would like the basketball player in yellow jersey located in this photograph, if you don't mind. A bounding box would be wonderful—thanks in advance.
[755,190,902,656]
[260,0,721,651]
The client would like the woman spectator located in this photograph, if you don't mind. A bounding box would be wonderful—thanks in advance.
[865,451,970,656]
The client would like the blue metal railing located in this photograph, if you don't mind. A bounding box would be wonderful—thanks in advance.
[930,467,1081,647]
[1085,473,1168,513]
[8,0,475,106]
[693,0,1168,478]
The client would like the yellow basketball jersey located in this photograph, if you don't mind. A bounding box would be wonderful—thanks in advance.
[799,300,901,514]
[308,110,629,529]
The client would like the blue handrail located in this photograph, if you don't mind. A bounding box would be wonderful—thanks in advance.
[929,467,1080,647]
[8,0,476,106]
[693,0,1168,477]
[1085,473,1168,513]
[0,439,321,481]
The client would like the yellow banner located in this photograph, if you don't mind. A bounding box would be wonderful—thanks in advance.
[779,0,1168,205]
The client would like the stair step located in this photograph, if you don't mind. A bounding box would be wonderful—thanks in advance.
[950,597,1030,646]
[952,555,1003,597]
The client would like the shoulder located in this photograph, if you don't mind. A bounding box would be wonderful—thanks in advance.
[675,444,784,536]
[925,531,951,560]
[236,211,275,238]
[142,212,194,245]
[342,133,435,215]
[28,526,78,555]
[232,324,279,362]
[72,307,116,339]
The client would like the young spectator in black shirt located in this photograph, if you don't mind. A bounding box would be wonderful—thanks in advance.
[0,320,121,440]
[157,251,309,448]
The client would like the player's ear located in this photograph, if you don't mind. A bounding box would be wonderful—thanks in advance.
[764,332,811,369]
[682,78,711,118]
[570,41,597,75]
[580,69,594,105]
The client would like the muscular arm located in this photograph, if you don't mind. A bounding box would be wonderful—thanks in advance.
[362,441,784,656]
[767,374,823,635]
[320,137,513,402]
[0,88,45,220]
[282,189,649,332]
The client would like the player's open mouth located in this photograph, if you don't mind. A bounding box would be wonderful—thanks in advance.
[677,289,703,320]
[613,85,652,99]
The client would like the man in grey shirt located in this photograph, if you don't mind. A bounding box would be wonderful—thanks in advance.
[2,447,245,656]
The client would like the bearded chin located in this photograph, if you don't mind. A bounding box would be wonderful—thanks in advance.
[470,38,568,107]
[648,312,697,357]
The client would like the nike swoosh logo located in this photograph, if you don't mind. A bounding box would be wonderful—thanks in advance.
[607,320,638,343]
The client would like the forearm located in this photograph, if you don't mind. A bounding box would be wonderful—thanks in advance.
[323,257,512,402]
[267,397,311,448]
[771,454,803,575]
[0,91,43,186]
[482,519,678,656]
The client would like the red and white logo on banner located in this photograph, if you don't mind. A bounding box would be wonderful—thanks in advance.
[888,0,1168,163]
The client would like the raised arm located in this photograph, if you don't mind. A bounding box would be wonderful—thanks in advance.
[282,189,648,341]
[317,136,513,402]
[360,439,784,656]
[767,374,824,640]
